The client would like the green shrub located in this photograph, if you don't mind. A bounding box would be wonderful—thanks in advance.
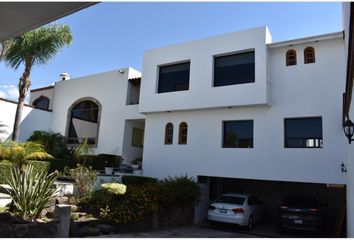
[4,164,58,221]
[27,131,72,159]
[158,176,201,210]
[45,158,77,173]
[0,160,50,184]
[65,164,98,198]
[122,175,157,186]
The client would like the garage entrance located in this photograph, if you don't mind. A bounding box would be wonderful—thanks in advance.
[196,176,346,237]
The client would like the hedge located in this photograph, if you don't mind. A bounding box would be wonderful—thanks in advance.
[0,160,50,184]
[122,175,157,186]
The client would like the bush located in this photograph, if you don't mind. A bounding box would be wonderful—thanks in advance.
[0,160,50,184]
[122,175,157,186]
[65,164,98,198]
[80,155,120,170]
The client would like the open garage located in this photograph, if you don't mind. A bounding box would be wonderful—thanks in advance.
[196,176,346,237]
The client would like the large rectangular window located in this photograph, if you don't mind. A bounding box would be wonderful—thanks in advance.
[214,51,255,87]
[284,117,323,148]
[223,120,253,148]
[158,62,190,93]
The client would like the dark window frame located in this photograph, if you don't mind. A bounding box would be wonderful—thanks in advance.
[178,122,188,145]
[157,61,190,94]
[286,49,297,66]
[32,95,50,110]
[213,51,255,87]
[304,47,316,64]
[222,120,254,148]
[164,122,174,145]
[284,117,323,149]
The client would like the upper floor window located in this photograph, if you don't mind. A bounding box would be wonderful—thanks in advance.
[158,62,190,93]
[164,122,173,144]
[214,51,255,87]
[33,96,50,110]
[178,122,188,145]
[223,120,254,148]
[304,47,315,64]
[67,99,100,145]
[284,117,323,148]
[286,49,297,66]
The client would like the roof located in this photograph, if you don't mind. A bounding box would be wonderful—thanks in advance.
[268,31,343,48]
[30,85,54,93]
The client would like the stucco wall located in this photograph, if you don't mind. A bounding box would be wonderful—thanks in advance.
[49,67,144,155]
[0,99,51,142]
[29,87,54,110]
[142,37,347,185]
[139,26,271,113]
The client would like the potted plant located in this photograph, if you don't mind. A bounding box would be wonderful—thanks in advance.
[104,161,113,175]
[131,157,142,170]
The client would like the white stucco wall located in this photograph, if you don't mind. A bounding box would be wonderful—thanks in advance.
[49,67,144,156]
[121,120,144,164]
[139,26,271,113]
[142,36,347,185]
[0,99,51,142]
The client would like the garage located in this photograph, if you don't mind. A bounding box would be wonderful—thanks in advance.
[196,176,346,237]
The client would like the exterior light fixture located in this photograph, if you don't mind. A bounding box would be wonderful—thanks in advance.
[341,162,347,173]
[343,119,354,144]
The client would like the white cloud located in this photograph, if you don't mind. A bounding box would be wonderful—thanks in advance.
[0,85,19,100]
[0,90,6,98]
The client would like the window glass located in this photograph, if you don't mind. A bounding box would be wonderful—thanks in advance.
[165,123,173,144]
[216,196,245,205]
[178,122,188,144]
[286,50,297,66]
[223,120,253,148]
[33,96,50,110]
[132,127,144,148]
[304,47,315,64]
[214,51,255,87]
[284,117,322,148]
[158,62,190,93]
[68,100,99,145]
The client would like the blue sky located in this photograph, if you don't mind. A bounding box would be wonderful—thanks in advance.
[0,2,342,100]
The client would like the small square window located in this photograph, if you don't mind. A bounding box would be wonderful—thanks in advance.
[158,62,190,93]
[223,120,254,148]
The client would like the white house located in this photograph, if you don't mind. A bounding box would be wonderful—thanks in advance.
[0,19,351,235]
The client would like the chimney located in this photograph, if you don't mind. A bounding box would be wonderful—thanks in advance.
[60,73,71,81]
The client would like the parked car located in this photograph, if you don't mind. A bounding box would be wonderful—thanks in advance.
[278,194,324,233]
[207,193,267,230]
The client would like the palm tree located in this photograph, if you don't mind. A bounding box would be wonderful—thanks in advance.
[0,141,53,173]
[4,25,72,141]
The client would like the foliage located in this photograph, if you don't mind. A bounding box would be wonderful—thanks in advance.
[27,131,72,158]
[158,175,201,210]
[3,164,58,221]
[101,183,127,195]
[0,160,50,184]
[73,138,94,165]
[122,175,157,186]
[65,164,98,198]
[0,141,52,171]
[81,176,200,225]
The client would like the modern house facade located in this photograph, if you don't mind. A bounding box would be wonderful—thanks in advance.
[0,15,351,234]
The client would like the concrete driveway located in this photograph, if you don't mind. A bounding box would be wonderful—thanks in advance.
[97,224,261,238]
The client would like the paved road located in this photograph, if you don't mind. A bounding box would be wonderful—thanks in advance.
[97,224,261,238]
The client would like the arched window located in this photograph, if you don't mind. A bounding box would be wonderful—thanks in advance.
[178,122,188,145]
[304,47,315,64]
[33,96,50,110]
[164,123,173,145]
[286,49,297,66]
[67,99,100,145]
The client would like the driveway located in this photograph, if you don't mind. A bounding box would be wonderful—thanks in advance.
[97,224,261,238]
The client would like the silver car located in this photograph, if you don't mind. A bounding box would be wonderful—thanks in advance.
[207,193,267,230]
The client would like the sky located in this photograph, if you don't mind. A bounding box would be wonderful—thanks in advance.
[0,2,343,101]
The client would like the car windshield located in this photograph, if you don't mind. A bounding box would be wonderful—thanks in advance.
[283,195,318,208]
[216,196,245,205]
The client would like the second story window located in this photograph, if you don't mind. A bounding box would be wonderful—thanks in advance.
[158,62,190,93]
[284,117,323,148]
[286,49,297,66]
[304,47,315,64]
[223,120,254,148]
[214,51,255,87]
[33,96,50,110]
[164,122,174,144]
[178,122,188,144]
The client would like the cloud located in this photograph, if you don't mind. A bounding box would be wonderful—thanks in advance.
[0,90,6,98]
[0,85,19,100]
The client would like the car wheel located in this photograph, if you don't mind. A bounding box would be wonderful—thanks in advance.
[247,215,254,230]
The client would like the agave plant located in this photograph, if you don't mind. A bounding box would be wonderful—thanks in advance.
[0,141,52,172]
[4,164,59,221]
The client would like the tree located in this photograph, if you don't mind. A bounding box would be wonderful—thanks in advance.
[0,141,52,173]
[4,25,72,141]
